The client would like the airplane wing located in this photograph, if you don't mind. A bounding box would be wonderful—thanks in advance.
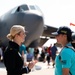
[39,25,58,46]
[43,25,58,37]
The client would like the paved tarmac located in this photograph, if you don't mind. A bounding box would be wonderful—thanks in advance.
[0,61,54,75]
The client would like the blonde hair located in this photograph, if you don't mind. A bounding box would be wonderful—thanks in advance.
[7,25,25,40]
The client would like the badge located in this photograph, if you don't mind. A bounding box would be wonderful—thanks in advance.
[61,60,66,65]
[18,52,21,57]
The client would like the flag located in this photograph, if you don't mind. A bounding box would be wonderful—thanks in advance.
[70,23,75,26]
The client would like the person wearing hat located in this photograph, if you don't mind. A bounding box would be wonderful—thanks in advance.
[71,33,75,48]
[3,25,36,75]
[51,26,75,75]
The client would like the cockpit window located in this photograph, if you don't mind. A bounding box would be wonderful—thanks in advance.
[29,5,42,12]
[35,5,42,12]
[29,5,36,10]
[20,5,29,10]
[11,5,29,13]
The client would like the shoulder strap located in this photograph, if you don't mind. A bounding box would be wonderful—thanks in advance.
[59,46,74,75]
[65,46,75,52]
[59,45,75,60]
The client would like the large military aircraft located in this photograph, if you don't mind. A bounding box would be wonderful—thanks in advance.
[0,4,57,48]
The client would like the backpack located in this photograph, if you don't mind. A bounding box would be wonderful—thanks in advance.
[59,46,75,75]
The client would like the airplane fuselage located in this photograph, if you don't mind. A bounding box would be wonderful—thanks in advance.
[0,4,44,48]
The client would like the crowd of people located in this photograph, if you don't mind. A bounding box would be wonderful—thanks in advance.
[39,43,57,67]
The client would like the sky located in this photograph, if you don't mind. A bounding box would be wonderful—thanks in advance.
[0,0,75,31]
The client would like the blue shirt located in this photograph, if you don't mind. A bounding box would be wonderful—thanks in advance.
[55,42,75,75]
[19,44,27,54]
[51,45,57,56]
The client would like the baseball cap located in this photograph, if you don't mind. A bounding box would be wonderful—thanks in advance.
[51,26,72,36]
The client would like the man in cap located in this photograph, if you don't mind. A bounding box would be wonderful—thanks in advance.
[51,26,75,75]
[71,33,75,48]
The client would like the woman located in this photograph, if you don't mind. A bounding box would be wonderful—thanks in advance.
[3,25,35,75]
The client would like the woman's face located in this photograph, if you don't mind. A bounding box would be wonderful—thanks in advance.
[17,31,26,43]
